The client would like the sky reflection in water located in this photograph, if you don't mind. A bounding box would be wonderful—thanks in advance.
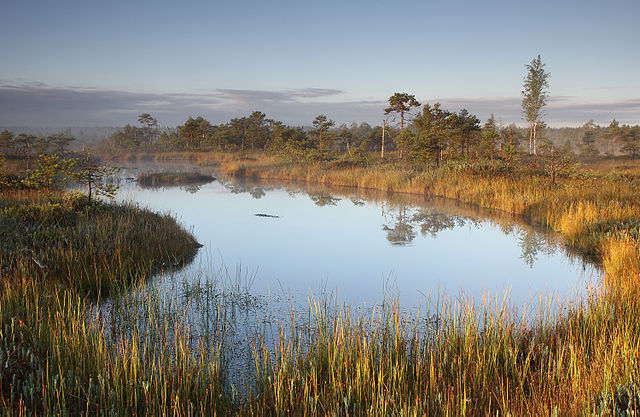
[114,167,599,314]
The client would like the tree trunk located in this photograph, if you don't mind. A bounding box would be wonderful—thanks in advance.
[381,121,385,159]
[529,123,534,155]
[533,122,538,156]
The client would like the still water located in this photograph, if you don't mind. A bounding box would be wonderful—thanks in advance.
[114,165,598,313]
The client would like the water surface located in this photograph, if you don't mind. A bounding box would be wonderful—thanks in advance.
[114,165,598,313]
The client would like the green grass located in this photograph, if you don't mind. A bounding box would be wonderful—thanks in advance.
[2,152,640,415]
[0,189,201,295]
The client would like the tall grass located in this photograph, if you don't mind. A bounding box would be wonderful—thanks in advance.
[0,189,201,295]
[209,151,640,413]
[0,189,226,415]
[0,274,232,416]
[2,152,640,415]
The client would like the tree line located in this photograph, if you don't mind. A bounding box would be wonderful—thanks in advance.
[2,56,639,166]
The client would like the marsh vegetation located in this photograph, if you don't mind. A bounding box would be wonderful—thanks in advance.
[2,79,640,413]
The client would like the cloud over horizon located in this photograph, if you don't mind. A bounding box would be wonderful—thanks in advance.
[1,82,638,128]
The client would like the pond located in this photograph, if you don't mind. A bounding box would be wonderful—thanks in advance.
[112,164,599,314]
[95,163,601,392]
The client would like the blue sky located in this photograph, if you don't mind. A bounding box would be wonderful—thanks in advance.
[1,0,639,127]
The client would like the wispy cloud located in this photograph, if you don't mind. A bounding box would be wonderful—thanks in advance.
[214,88,343,104]
[0,83,638,128]
[433,96,640,126]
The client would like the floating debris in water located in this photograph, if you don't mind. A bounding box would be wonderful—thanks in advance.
[255,213,280,218]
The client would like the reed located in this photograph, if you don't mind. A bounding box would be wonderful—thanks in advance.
[0,189,201,295]
[2,152,640,415]
[0,272,232,416]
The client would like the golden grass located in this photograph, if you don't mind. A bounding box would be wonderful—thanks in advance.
[3,150,640,415]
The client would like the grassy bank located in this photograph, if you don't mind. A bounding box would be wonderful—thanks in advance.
[207,152,640,259]
[0,189,201,295]
[3,151,640,414]
[200,152,640,414]
[0,189,220,415]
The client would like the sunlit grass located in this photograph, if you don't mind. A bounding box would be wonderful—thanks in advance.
[2,152,640,414]
[0,189,201,295]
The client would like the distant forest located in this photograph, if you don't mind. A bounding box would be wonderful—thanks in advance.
[90,110,640,160]
[1,110,639,163]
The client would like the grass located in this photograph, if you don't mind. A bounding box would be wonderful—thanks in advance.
[0,187,214,415]
[201,151,640,413]
[2,151,640,415]
[0,272,231,416]
[0,189,201,295]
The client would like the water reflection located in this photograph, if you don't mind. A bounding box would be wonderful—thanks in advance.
[383,207,416,246]
[219,178,575,268]
[183,184,201,194]
[519,229,554,268]
[112,164,598,314]
[103,163,600,394]
[308,193,341,207]
[224,182,266,199]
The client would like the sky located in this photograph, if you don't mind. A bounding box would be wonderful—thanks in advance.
[1,0,639,128]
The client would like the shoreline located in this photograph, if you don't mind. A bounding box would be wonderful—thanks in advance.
[3,151,640,414]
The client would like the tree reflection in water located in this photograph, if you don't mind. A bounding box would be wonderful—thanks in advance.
[219,178,569,268]
[382,207,416,246]
[381,204,561,267]
[308,193,341,206]
[411,209,466,238]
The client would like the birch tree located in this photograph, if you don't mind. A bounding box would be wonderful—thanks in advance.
[521,55,550,155]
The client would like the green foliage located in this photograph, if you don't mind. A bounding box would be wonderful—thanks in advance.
[581,126,600,156]
[409,103,456,166]
[621,125,640,158]
[452,108,481,157]
[0,129,14,155]
[48,132,75,155]
[521,55,550,124]
[63,152,119,200]
[102,124,147,151]
[479,115,500,160]
[22,154,65,190]
[178,116,214,149]
[501,141,521,169]
[538,139,576,186]
[311,114,335,150]
[385,92,421,131]
[522,55,550,154]
[138,112,158,144]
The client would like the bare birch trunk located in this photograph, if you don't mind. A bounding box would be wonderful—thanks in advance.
[381,121,385,159]
[529,123,534,155]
